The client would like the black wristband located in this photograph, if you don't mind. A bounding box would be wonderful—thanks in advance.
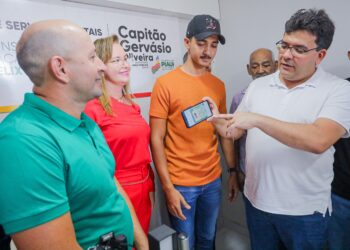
[227,168,238,174]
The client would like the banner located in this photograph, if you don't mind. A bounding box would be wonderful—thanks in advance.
[0,0,182,114]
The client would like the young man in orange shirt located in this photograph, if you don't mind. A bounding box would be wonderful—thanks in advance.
[150,15,237,250]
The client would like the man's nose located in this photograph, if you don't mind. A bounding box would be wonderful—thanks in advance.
[97,57,106,72]
[203,45,209,53]
[258,65,265,73]
[203,45,214,56]
[281,47,294,59]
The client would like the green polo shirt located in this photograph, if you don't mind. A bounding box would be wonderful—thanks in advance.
[0,93,133,249]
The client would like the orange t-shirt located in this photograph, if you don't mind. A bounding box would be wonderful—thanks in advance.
[150,67,227,186]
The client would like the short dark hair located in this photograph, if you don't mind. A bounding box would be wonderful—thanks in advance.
[285,9,335,50]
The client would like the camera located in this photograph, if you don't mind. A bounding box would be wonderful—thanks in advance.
[88,232,128,250]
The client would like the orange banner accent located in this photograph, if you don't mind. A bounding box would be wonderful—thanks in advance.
[0,106,17,113]
[0,93,151,114]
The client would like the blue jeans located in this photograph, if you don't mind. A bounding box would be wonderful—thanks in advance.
[170,178,222,250]
[243,196,329,250]
[328,193,350,250]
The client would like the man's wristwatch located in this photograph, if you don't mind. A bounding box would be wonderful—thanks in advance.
[227,167,239,175]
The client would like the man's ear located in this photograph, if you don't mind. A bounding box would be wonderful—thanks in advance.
[184,37,191,50]
[49,56,69,83]
[316,49,327,66]
[247,64,252,76]
[347,51,350,60]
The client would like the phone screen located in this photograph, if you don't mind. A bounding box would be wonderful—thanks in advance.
[181,100,213,128]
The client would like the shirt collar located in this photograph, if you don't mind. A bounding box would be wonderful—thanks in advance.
[24,93,92,132]
[270,67,324,90]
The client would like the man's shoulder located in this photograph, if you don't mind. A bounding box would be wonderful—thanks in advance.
[242,73,276,95]
[156,67,182,84]
[315,71,350,95]
[0,104,60,144]
[316,68,348,85]
[155,67,224,85]
[253,72,276,85]
[206,73,225,87]
[1,105,35,134]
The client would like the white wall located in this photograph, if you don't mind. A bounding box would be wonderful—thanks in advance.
[216,0,350,102]
[216,0,350,238]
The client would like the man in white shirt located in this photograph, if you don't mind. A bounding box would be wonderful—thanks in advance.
[229,48,277,190]
[207,8,350,249]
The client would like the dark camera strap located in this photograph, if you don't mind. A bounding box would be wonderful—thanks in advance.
[0,226,11,250]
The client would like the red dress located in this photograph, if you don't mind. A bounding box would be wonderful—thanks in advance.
[85,98,154,234]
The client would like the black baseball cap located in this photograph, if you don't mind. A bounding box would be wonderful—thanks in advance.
[186,14,226,44]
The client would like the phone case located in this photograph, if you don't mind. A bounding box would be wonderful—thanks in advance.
[181,100,213,128]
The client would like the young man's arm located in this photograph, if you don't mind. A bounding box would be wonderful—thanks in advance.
[229,112,346,154]
[219,136,239,202]
[12,212,82,250]
[114,179,148,250]
[150,117,190,220]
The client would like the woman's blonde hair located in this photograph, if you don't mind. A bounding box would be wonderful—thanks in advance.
[94,35,133,115]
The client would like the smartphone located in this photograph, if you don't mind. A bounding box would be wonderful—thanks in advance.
[181,100,213,128]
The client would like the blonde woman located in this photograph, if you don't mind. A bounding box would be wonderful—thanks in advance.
[85,35,154,234]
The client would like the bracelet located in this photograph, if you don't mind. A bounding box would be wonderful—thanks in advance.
[227,168,239,174]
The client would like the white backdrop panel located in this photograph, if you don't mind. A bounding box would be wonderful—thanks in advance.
[0,0,182,117]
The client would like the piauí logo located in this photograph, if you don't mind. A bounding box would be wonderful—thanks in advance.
[151,56,161,74]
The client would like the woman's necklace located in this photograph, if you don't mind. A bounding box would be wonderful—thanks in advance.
[117,95,125,103]
[116,95,131,105]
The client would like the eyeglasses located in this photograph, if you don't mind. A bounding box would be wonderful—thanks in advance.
[276,40,319,56]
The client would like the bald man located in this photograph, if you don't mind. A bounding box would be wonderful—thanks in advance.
[246,48,277,80]
[0,20,148,250]
[229,48,277,190]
